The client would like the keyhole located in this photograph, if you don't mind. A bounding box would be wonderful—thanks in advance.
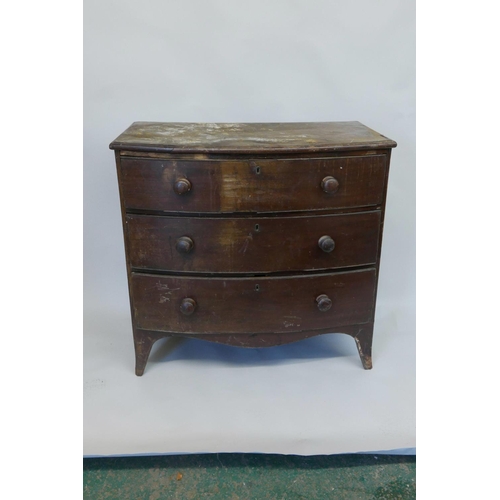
[255,166,261,174]
[255,224,260,232]
[255,284,260,292]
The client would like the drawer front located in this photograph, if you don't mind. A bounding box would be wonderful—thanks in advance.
[120,155,387,213]
[131,269,376,334]
[126,211,381,273]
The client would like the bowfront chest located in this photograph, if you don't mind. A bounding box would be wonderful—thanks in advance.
[110,122,396,375]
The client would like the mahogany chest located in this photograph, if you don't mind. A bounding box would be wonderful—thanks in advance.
[110,122,397,375]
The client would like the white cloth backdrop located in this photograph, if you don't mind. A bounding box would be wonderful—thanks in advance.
[84,0,415,456]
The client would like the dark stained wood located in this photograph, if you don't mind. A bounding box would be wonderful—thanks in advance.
[133,330,166,376]
[130,269,376,334]
[173,177,192,195]
[321,176,339,193]
[316,294,333,312]
[125,211,381,274]
[175,236,194,254]
[118,148,391,161]
[348,322,374,370]
[369,148,393,350]
[110,121,397,154]
[120,155,388,213]
[318,235,336,253]
[180,298,197,316]
[133,322,373,375]
[112,121,396,375]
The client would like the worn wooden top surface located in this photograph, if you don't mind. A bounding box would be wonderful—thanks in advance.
[110,121,396,154]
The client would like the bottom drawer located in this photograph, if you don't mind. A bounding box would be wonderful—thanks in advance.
[131,269,376,334]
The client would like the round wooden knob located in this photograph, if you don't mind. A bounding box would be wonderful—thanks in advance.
[180,298,196,316]
[174,177,192,195]
[321,176,339,193]
[316,294,332,312]
[318,235,335,253]
[176,236,194,254]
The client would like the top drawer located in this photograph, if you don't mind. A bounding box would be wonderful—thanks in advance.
[119,155,387,213]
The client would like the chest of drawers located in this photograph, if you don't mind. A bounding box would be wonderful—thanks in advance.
[110,122,396,375]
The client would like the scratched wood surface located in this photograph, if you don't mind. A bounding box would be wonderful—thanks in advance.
[119,155,387,213]
[125,211,381,274]
[132,321,375,375]
[110,121,397,154]
[112,121,396,374]
[130,269,376,334]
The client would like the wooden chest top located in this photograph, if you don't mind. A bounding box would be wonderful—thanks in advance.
[110,121,397,154]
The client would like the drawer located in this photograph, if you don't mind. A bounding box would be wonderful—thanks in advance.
[119,155,387,213]
[131,269,376,334]
[126,211,381,274]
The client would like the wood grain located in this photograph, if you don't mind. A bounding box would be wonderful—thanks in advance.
[118,148,391,161]
[110,121,397,154]
[133,322,374,375]
[130,269,376,334]
[125,211,381,274]
[111,121,396,374]
[120,155,388,213]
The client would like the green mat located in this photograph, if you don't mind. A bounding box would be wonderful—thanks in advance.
[84,453,416,499]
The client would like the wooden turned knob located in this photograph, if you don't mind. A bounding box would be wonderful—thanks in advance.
[316,294,332,312]
[176,236,194,254]
[318,235,335,253]
[174,177,192,195]
[321,176,339,193]
[180,298,196,316]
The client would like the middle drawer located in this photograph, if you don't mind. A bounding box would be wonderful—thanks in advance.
[125,211,381,274]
